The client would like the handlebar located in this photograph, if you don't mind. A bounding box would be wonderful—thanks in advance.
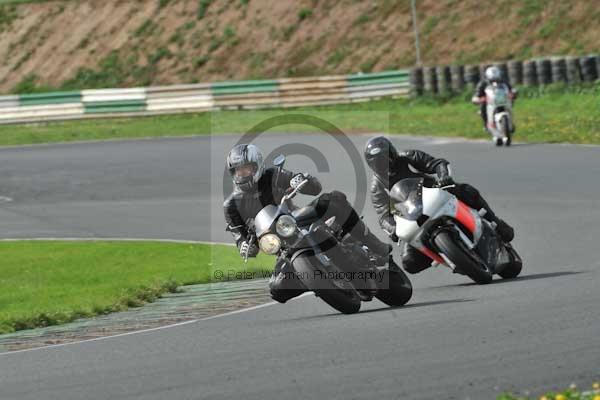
[280,178,309,204]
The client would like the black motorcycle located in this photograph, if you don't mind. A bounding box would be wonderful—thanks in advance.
[246,155,413,314]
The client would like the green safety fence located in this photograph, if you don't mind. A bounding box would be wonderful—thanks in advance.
[211,79,279,96]
[84,100,147,114]
[346,70,410,86]
[19,91,82,106]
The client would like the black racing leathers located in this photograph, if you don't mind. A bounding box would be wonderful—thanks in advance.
[223,167,322,248]
[370,150,449,236]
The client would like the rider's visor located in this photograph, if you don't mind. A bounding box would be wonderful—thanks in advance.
[234,164,257,178]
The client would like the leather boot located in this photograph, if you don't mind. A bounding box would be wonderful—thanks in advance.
[494,218,514,242]
[348,219,392,266]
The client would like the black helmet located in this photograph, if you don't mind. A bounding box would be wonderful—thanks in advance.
[226,144,265,192]
[364,136,399,177]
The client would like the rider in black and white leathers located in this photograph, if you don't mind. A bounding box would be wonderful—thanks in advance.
[365,136,514,274]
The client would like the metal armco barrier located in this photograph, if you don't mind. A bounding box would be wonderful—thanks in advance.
[0,70,410,125]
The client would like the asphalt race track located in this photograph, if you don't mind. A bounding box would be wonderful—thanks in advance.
[1,133,599,399]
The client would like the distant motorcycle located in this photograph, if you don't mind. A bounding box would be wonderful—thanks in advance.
[472,82,517,146]
[247,155,413,314]
[390,178,522,284]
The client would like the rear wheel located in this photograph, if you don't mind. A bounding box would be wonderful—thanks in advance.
[293,253,361,314]
[433,231,493,284]
[375,263,413,307]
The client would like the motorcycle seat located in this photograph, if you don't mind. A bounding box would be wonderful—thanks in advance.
[292,206,319,226]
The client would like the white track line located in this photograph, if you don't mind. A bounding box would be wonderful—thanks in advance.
[0,237,232,246]
[0,295,311,356]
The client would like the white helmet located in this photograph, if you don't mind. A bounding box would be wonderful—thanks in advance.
[485,66,502,82]
[226,144,265,192]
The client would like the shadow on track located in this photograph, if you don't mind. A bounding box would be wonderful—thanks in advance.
[430,270,585,289]
[283,298,474,322]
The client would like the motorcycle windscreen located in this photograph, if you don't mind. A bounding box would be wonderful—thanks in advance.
[390,178,424,221]
[491,86,509,106]
[254,205,280,237]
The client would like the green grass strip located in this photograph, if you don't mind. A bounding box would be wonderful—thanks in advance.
[0,241,274,334]
[498,382,600,400]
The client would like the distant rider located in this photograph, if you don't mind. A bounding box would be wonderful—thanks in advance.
[364,136,514,275]
[224,143,392,303]
[473,66,518,132]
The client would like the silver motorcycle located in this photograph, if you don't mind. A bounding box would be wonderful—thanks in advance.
[472,82,518,146]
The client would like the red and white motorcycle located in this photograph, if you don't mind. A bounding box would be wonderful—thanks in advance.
[472,83,517,146]
[390,178,522,284]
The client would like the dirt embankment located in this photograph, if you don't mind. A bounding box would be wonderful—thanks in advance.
[0,0,598,93]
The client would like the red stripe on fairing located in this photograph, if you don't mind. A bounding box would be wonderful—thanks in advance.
[455,201,477,233]
[419,247,445,264]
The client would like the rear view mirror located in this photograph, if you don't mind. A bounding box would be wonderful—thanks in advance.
[273,154,285,167]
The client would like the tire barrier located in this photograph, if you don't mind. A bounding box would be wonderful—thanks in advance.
[523,60,538,86]
[536,58,553,85]
[410,67,424,96]
[507,60,523,85]
[551,58,567,84]
[450,65,465,92]
[580,55,598,82]
[412,53,597,96]
[495,62,509,83]
[565,57,582,84]
[436,65,452,94]
[479,64,488,83]
[464,64,480,89]
[424,66,438,94]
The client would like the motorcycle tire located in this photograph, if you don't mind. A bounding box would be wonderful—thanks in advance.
[433,231,493,284]
[500,115,510,145]
[375,266,413,307]
[292,252,361,314]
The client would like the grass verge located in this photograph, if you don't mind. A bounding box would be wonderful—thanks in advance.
[0,84,598,146]
[498,382,600,400]
[0,241,274,334]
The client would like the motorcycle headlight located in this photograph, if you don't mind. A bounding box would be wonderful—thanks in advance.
[276,215,297,238]
[259,234,281,255]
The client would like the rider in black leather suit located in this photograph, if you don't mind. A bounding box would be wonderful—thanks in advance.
[364,136,514,274]
[224,143,391,303]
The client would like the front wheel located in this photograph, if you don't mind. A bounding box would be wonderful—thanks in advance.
[433,231,493,284]
[375,263,413,307]
[293,253,361,314]
[500,115,512,146]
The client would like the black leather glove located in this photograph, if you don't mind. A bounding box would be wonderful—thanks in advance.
[239,240,259,258]
[381,215,398,242]
[436,164,454,187]
[437,175,454,187]
[290,173,308,189]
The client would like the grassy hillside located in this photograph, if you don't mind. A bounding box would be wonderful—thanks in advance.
[0,0,599,93]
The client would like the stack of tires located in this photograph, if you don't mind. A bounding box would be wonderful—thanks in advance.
[410,53,599,96]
